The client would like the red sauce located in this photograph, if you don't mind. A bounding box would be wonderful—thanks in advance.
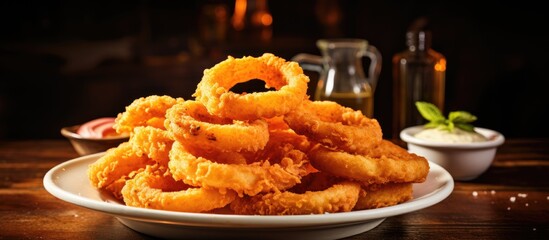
[77,118,120,138]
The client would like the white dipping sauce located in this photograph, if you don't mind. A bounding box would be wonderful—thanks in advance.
[414,128,488,143]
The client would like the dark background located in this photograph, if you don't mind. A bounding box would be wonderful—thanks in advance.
[1,0,548,140]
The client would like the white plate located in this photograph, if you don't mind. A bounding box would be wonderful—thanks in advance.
[43,153,454,240]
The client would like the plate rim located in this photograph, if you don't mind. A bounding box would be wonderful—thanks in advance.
[43,152,454,228]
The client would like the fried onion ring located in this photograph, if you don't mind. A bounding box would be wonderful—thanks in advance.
[114,95,184,134]
[87,51,430,215]
[87,142,155,188]
[284,100,383,154]
[193,53,309,120]
[121,165,236,213]
[181,143,249,165]
[308,140,429,185]
[165,100,269,152]
[242,129,312,163]
[129,126,174,167]
[230,181,361,215]
[265,116,290,131]
[353,183,413,210]
[104,169,143,200]
[169,141,309,196]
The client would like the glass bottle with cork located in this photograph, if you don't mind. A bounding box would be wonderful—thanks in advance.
[392,29,446,137]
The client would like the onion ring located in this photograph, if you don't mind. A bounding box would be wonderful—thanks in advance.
[307,140,429,185]
[129,126,174,167]
[114,95,184,134]
[87,51,428,215]
[165,100,269,152]
[242,129,312,163]
[286,171,341,194]
[193,53,309,120]
[87,142,155,189]
[168,141,309,196]
[181,142,249,165]
[265,116,290,131]
[284,100,383,154]
[353,183,413,210]
[104,170,143,200]
[121,165,236,213]
[230,181,361,215]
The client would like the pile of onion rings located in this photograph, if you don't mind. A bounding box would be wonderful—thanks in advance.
[87,53,429,215]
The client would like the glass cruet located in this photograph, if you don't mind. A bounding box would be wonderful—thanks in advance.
[292,39,382,117]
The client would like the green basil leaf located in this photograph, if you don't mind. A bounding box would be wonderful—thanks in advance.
[415,102,445,122]
[424,121,442,129]
[415,102,479,132]
[455,123,475,132]
[449,111,477,123]
[447,121,455,132]
[439,125,451,131]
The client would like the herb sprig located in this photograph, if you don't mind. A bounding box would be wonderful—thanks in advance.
[415,101,478,132]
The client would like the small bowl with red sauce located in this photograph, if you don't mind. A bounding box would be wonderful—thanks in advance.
[61,118,129,156]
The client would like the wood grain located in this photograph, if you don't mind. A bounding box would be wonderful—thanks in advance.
[0,139,547,239]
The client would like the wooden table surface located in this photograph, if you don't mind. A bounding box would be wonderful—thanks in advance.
[1,139,548,239]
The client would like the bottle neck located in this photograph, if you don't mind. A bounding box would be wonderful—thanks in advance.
[406,31,431,52]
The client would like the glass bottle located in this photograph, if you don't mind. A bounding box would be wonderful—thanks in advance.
[392,31,446,136]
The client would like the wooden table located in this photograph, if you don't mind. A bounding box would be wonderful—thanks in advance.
[1,139,548,239]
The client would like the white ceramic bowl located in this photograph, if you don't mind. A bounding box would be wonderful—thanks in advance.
[400,126,505,181]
